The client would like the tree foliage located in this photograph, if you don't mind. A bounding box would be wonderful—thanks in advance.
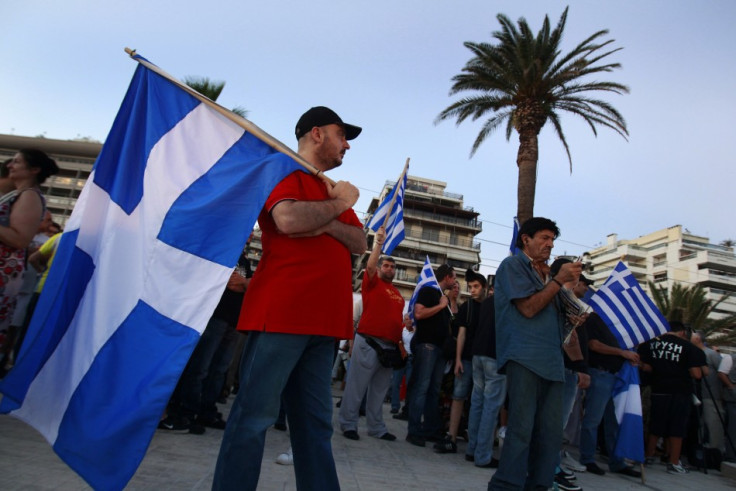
[649,281,736,342]
[436,7,628,223]
[184,76,248,118]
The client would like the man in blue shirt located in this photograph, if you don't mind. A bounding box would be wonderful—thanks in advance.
[489,217,582,491]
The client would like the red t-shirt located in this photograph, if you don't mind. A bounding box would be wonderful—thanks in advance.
[238,170,361,339]
[357,270,405,344]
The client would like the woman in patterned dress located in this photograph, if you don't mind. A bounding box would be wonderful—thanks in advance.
[0,149,58,334]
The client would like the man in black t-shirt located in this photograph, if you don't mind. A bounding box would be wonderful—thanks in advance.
[405,264,456,447]
[434,270,486,454]
[639,321,704,474]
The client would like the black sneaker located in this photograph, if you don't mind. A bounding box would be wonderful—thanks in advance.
[157,416,190,433]
[200,415,227,430]
[433,436,457,454]
[584,462,605,475]
[393,411,409,421]
[188,422,206,435]
[556,468,576,481]
[554,475,582,491]
[405,434,426,447]
[343,430,360,440]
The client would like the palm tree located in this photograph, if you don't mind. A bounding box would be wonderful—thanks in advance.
[436,7,629,224]
[184,76,247,117]
[648,281,736,342]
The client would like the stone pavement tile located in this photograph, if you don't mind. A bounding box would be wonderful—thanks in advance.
[2,389,736,490]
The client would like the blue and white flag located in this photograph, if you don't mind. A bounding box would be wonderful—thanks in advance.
[612,362,645,462]
[366,171,407,255]
[407,256,441,321]
[588,261,669,349]
[509,217,520,256]
[0,60,300,490]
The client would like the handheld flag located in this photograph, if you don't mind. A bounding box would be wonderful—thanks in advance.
[612,362,645,462]
[0,58,300,489]
[407,256,442,321]
[366,165,407,255]
[588,261,669,349]
[509,217,520,256]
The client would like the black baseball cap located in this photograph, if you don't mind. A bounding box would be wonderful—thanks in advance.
[295,106,362,141]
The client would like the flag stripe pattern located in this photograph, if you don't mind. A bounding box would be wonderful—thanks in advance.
[0,62,300,490]
[407,256,441,321]
[366,171,406,255]
[612,362,645,462]
[588,261,669,349]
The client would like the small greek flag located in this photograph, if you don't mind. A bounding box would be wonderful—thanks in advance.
[509,217,520,256]
[366,170,407,255]
[589,261,669,349]
[407,256,441,321]
[612,362,645,462]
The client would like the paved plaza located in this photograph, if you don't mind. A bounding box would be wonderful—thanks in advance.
[1,386,735,490]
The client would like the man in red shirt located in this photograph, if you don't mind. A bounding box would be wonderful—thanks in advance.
[213,107,367,491]
[339,226,405,441]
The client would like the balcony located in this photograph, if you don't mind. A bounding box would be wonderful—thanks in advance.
[404,209,482,231]
[403,229,481,251]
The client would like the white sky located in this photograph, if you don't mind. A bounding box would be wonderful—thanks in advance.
[3,0,735,276]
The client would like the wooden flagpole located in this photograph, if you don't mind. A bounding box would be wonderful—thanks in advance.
[380,158,410,229]
[124,47,335,186]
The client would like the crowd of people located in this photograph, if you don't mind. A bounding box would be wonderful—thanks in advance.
[3,109,735,491]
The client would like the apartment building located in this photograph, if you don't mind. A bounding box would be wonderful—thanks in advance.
[586,225,736,319]
[0,134,100,228]
[356,175,483,300]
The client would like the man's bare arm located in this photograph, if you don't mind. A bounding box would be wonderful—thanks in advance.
[323,220,367,254]
[414,296,448,320]
[514,262,581,318]
[271,179,359,235]
[365,227,385,278]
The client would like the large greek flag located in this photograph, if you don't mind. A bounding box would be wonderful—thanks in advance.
[0,60,300,489]
[366,171,406,255]
[588,261,669,349]
[407,256,441,321]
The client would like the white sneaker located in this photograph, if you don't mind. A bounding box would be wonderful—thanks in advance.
[561,451,586,472]
[275,448,293,465]
[667,462,689,474]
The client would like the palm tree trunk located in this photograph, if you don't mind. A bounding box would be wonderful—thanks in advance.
[516,130,539,224]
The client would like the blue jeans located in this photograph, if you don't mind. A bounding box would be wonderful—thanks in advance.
[579,367,625,471]
[175,316,236,419]
[555,369,579,467]
[407,343,445,437]
[467,355,506,466]
[391,356,413,411]
[489,361,563,491]
[213,332,339,491]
